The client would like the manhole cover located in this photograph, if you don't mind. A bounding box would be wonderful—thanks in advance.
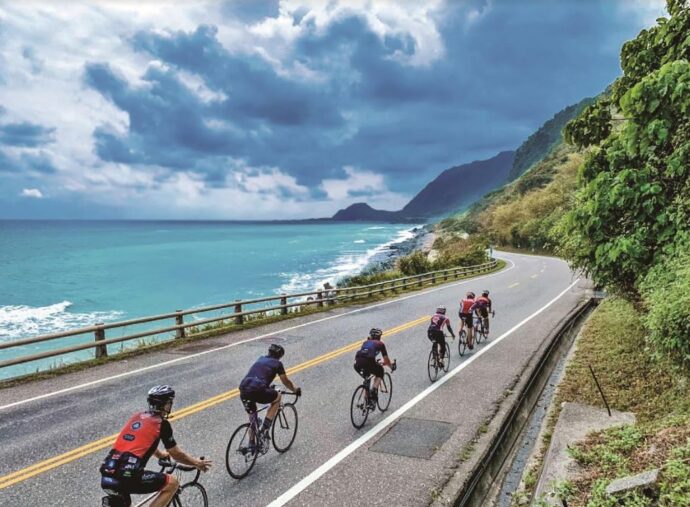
[370,417,455,459]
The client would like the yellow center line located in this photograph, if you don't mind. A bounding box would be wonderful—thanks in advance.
[508,282,520,288]
[0,315,428,490]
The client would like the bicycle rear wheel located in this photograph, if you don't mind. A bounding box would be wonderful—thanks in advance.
[427,349,439,382]
[458,330,467,356]
[225,423,258,479]
[177,483,208,507]
[350,385,369,429]
[442,342,450,372]
[272,403,298,452]
[377,372,393,412]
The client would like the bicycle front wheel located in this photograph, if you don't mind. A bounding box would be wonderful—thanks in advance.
[377,372,393,412]
[350,385,369,429]
[225,423,258,480]
[177,483,208,507]
[458,330,467,356]
[427,349,439,382]
[272,403,298,452]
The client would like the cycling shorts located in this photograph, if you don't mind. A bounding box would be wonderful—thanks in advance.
[478,307,489,318]
[427,328,445,343]
[353,357,384,379]
[459,312,473,328]
[101,471,169,506]
[239,386,279,413]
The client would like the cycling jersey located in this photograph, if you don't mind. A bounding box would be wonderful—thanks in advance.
[240,356,286,391]
[355,339,387,360]
[474,296,491,310]
[100,411,176,503]
[428,313,452,333]
[459,298,475,315]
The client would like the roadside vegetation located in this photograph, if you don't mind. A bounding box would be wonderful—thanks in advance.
[522,298,690,506]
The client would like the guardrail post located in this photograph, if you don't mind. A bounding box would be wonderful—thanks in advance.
[234,301,244,325]
[280,295,288,315]
[444,270,448,281]
[175,310,185,339]
[317,291,323,307]
[431,272,436,284]
[95,323,107,358]
[417,275,422,288]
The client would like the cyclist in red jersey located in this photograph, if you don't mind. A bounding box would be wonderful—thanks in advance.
[100,386,211,507]
[458,291,477,349]
[427,306,455,368]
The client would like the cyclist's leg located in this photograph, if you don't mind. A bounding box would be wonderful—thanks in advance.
[371,362,384,399]
[144,472,178,507]
[101,477,132,507]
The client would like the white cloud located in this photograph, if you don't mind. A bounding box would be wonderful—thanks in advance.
[234,166,309,196]
[320,166,408,211]
[616,0,667,26]
[21,188,43,198]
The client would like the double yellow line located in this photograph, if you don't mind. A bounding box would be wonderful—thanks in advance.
[0,316,427,490]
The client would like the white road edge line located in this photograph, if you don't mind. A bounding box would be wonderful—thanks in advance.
[267,277,581,507]
[1,258,519,411]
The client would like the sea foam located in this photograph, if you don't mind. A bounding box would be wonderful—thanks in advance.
[0,301,123,341]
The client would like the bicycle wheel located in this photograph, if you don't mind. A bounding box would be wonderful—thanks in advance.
[458,330,467,356]
[427,349,439,382]
[171,495,182,507]
[177,483,208,507]
[350,385,369,429]
[225,423,258,479]
[442,342,450,372]
[272,403,298,452]
[377,372,393,412]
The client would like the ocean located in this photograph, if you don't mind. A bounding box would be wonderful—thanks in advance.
[0,220,417,379]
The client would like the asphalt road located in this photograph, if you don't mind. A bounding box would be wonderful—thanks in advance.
[0,251,588,506]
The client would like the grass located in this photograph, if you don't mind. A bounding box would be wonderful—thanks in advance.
[517,298,690,506]
[0,260,506,390]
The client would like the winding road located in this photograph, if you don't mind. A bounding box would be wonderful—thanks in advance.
[0,251,589,506]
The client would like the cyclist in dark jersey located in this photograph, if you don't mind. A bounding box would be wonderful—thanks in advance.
[239,343,301,438]
[100,385,211,507]
[475,290,493,334]
[427,306,455,368]
[353,328,396,405]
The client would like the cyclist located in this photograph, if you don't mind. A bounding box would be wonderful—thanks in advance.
[239,343,301,440]
[475,290,493,334]
[427,306,455,368]
[100,385,212,507]
[459,291,477,350]
[353,328,396,407]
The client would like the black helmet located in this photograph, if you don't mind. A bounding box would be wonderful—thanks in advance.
[268,343,285,359]
[482,290,490,297]
[147,385,175,410]
[369,328,383,340]
[467,291,475,299]
[436,306,446,315]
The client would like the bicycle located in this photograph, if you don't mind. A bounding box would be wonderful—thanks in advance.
[225,389,300,480]
[427,333,450,382]
[350,360,395,429]
[102,457,208,507]
[474,310,495,344]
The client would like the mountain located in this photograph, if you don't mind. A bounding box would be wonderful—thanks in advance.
[331,203,402,221]
[400,150,515,218]
[508,97,593,181]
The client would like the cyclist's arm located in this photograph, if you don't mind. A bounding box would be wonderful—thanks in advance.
[380,354,393,368]
[444,319,455,337]
[168,446,212,471]
[153,448,169,459]
[278,373,299,393]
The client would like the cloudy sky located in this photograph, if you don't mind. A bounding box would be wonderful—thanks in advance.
[0,0,665,219]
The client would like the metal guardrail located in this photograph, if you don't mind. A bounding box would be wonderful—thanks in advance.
[0,259,498,372]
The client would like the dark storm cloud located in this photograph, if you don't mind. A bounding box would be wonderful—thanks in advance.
[0,149,57,173]
[82,1,656,196]
[0,120,55,147]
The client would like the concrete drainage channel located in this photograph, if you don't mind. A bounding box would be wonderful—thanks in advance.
[438,297,598,507]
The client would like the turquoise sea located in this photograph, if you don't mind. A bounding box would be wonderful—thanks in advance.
[0,220,416,379]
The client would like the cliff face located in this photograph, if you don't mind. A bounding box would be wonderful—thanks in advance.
[331,203,402,221]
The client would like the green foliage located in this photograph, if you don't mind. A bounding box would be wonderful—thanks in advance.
[640,236,690,364]
[398,250,433,275]
[561,39,690,297]
[659,440,690,506]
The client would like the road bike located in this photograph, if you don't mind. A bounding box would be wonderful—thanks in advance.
[102,457,208,507]
[225,389,300,480]
[427,333,450,382]
[350,360,395,429]
[474,310,495,344]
